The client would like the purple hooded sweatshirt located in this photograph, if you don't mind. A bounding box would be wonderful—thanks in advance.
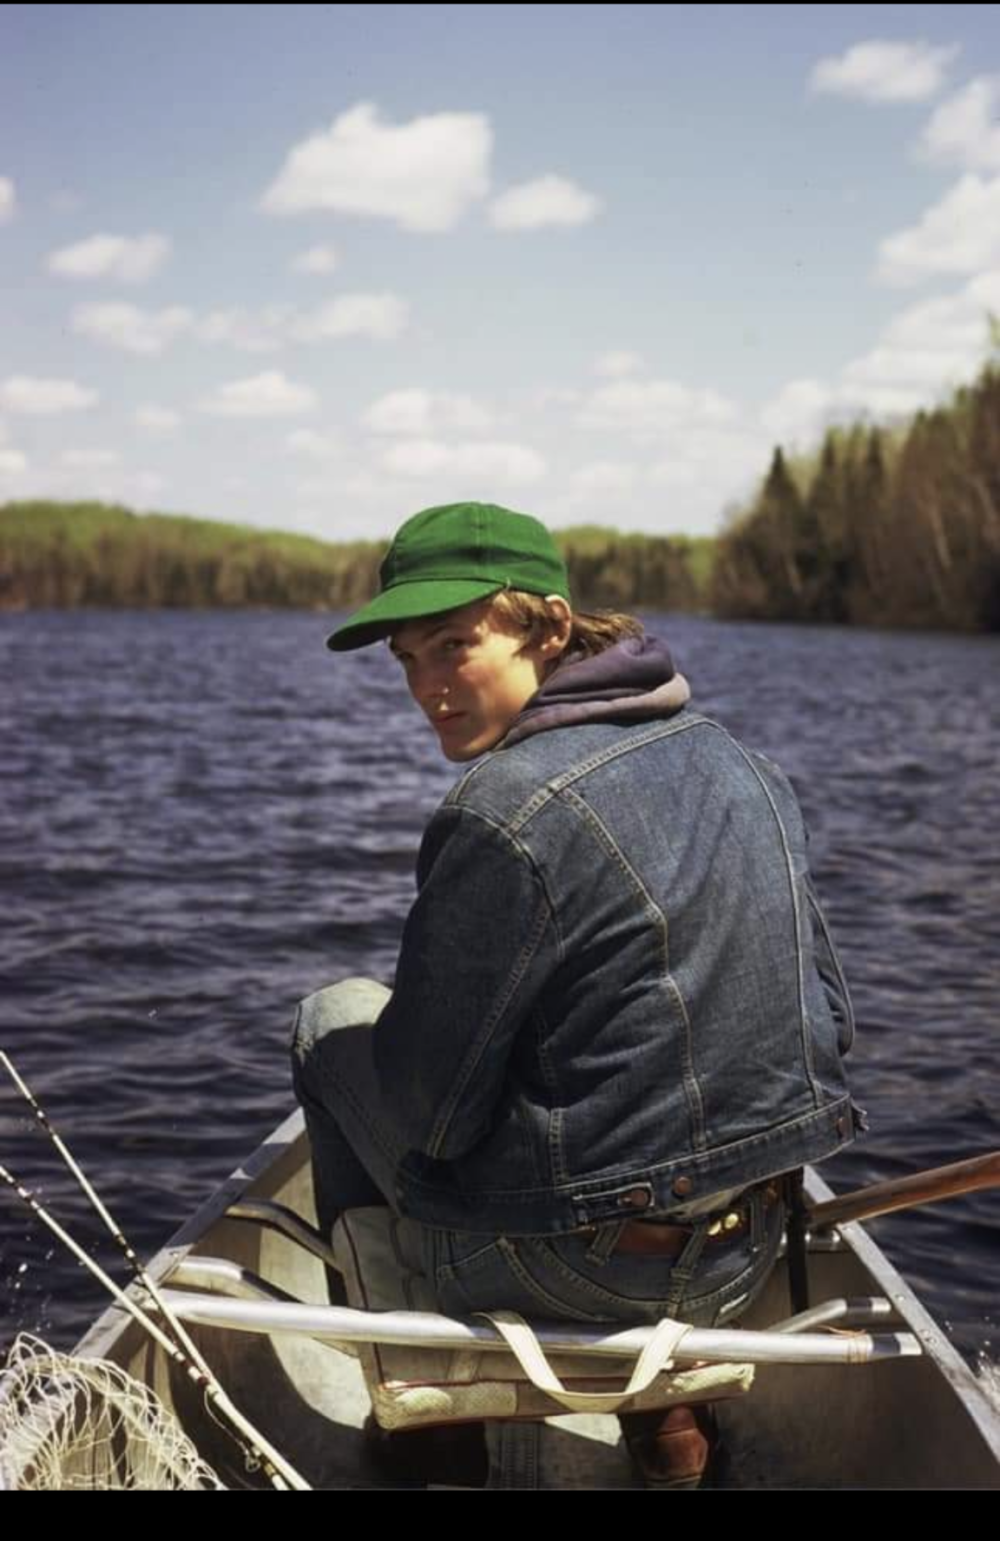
[500,633,692,749]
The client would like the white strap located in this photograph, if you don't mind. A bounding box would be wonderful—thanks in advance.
[477,1311,693,1414]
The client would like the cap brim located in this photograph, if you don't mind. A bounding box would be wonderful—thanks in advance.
[326,578,506,651]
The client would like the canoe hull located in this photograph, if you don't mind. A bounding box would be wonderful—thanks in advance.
[73,1112,1000,1489]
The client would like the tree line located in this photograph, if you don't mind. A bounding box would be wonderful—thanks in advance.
[0,502,708,614]
[711,361,1000,631]
[0,501,386,610]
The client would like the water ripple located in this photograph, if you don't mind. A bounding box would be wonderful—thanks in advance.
[1,609,998,1363]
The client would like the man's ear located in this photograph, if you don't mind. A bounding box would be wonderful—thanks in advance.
[539,596,573,659]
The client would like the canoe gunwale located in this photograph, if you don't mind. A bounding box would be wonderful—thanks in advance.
[69,1110,1000,1485]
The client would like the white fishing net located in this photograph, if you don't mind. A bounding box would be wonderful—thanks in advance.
[0,1333,224,1491]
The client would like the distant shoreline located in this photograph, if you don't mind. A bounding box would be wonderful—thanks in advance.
[0,500,711,614]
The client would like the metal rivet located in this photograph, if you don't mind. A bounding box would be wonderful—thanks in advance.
[672,1176,693,1198]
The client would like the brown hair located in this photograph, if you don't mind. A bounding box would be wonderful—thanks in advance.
[489,589,644,662]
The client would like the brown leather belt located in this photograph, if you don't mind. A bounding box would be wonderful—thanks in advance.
[578,1182,782,1258]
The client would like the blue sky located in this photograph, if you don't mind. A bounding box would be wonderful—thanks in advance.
[2,3,999,540]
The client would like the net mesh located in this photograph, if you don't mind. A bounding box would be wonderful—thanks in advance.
[0,1333,223,1491]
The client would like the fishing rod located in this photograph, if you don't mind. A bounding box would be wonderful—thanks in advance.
[0,1052,310,1491]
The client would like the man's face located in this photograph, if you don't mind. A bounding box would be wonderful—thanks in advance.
[389,598,551,761]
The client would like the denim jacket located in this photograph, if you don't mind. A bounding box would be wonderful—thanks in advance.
[369,640,857,1235]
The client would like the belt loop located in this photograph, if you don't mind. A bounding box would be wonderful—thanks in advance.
[583,1218,625,1265]
[749,1187,766,1252]
[663,1217,712,1316]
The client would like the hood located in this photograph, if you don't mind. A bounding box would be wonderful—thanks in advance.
[500,633,691,749]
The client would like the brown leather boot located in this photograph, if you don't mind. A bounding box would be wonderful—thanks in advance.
[619,1402,717,1489]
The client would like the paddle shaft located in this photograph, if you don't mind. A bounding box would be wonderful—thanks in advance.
[806,1151,1000,1231]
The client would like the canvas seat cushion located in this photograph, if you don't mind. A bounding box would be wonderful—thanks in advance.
[331,1207,755,1432]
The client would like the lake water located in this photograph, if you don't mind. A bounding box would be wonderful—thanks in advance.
[1,609,997,1379]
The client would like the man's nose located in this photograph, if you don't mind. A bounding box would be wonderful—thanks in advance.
[408,659,447,707]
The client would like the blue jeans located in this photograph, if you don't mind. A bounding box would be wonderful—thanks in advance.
[290,979,785,1328]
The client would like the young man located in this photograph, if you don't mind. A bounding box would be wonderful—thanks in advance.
[292,501,858,1486]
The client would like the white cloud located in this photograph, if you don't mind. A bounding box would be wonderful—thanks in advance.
[132,471,166,498]
[261,100,492,232]
[840,274,1000,410]
[1,375,98,414]
[201,295,409,349]
[545,424,770,536]
[0,177,15,223]
[340,469,406,501]
[48,233,171,282]
[877,174,1000,285]
[61,449,121,468]
[9,461,168,506]
[197,306,293,352]
[382,438,546,484]
[292,478,331,501]
[73,302,194,354]
[648,427,768,485]
[0,449,28,474]
[645,459,700,490]
[200,371,319,418]
[74,469,168,504]
[292,293,409,342]
[285,428,343,459]
[593,351,645,378]
[920,76,1000,172]
[362,388,493,436]
[760,368,926,447]
[760,379,837,445]
[758,273,1000,447]
[525,385,583,412]
[489,174,602,231]
[72,296,408,355]
[135,405,181,432]
[809,39,959,103]
[570,461,639,493]
[579,378,738,437]
[291,244,340,275]
[845,342,971,392]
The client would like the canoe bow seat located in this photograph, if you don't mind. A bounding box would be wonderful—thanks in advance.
[330,1206,755,1434]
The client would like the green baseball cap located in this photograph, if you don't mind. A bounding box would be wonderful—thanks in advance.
[326,501,571,651]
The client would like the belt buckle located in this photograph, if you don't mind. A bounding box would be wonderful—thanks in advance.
[706,1209,744,1239]
[705,1179,780,1239]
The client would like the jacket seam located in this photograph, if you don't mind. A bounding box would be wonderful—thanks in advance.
[723,730,825,1109]
[558,783,708,1151]
[806,881,856,1053]
[503,715,708,836]
[424,809,562,1158]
